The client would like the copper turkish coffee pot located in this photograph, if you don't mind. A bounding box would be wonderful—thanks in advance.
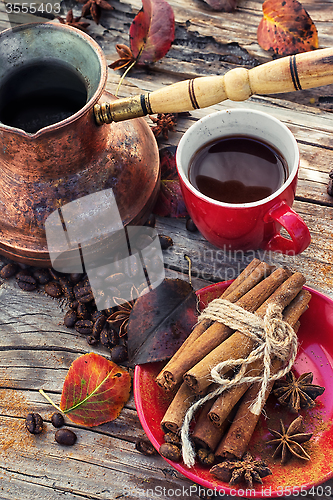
[0,22,332,267]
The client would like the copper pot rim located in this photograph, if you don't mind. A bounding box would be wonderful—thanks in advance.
[0,22,108,139]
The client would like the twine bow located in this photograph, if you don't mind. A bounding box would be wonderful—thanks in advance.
[180,299,298,468]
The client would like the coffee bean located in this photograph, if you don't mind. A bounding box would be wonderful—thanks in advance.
[197,448,215,466]
[87,335,99,346]
[77,303,90,320]
[64,310,77,328]
[92,315,106,338]
[25,413,43,434]
[69,273,83,284]
[51,412,64,428]
[186,218,198,232]
[159,443,181,462]
[123,256,139,278]
[75,319,93,335]
[68,300,79,310]
[164,432,181,446]
[49,269,62,281]
[135,438,157,456]
[75,285,94,304]
[110,344,128,363]
[55,428,77,446]
[104,273,125,287]
[16,271,37,291]
[44,281,63,298]
[59,277,74,301]
[91,310,106,322]
[100,325,116,348]
[0,262,18,279]
[159,235,173,250]
[32,268,51,285]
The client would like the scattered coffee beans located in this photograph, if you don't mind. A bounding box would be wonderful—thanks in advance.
[164,432,181,446]
[51,412,65,428]
[0,262,18,279]
[32,268,51,285]
[186,218,198,232]
[197,448,215,466]
[1,212,169,363]
[159,442,181,462]
[110,344,128,363]
[74,320,93,335]
[44,281,63,298]
[16,271,37,291]
[55,428,77,446]
[158,234,173,250]
[25,413,44,434]
[64,310,77,328]
[135,438,157,456]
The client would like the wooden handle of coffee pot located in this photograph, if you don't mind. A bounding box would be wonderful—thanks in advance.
[94,47,333,125]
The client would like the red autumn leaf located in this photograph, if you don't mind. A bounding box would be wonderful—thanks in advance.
[130,0,175,65]
[60,353,131,427]
[257,0,318,56]
[153,146,189,218]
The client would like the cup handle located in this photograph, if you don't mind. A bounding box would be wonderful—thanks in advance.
[263,201,311,254]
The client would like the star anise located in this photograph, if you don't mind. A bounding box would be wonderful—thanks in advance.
[109,44,135,71]
[78,0,113,25]
[150,113,177,139]
[57,10,90,31]
[272,371,325,413]
[210,452,272,488]
[268,415,312,464]
[106,286,137,337]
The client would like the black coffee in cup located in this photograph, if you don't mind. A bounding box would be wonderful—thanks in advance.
[189,135,288,204]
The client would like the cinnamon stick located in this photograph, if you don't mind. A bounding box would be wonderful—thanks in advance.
[215,289,311,460]
[208,359,263,427]
[183,268,303,394]
[156,259,270,391]
[192,399,236,452]
[207,289,309,428]
[161,382,197,434]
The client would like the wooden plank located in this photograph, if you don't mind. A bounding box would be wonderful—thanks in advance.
[0,413,205,500]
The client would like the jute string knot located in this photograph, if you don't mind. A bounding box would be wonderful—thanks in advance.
[180,298,298,467]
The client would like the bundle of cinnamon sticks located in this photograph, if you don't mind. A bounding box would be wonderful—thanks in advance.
[156,258,311,463]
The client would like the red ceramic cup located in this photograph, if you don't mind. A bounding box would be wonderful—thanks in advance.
[176,108,311,254]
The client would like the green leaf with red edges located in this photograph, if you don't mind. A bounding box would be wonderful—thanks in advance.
[257,0,318,56]
[130,0,175,65]
[153,146,189,218]
[60,353,131,427]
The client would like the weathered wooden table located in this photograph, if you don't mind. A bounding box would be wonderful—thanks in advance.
[0,1,333,498]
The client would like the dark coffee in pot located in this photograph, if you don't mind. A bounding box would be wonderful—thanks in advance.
[189,135,288,204]
[0,61,87,134]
